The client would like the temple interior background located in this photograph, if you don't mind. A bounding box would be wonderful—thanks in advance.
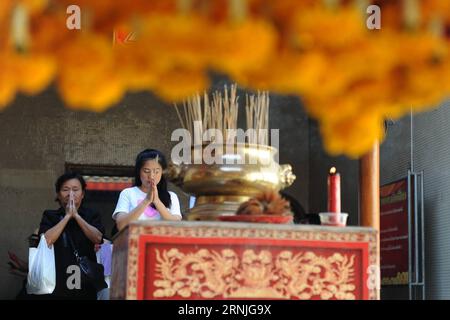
[1,75,449,299]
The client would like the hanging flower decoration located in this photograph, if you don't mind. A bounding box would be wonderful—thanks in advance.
[0,0,449,158]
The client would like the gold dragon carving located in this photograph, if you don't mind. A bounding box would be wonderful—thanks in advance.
[153,248,356,300]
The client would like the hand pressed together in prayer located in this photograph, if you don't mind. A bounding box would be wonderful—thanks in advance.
[151,179,160,204]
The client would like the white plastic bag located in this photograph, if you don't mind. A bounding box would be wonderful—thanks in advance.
[26,234,56,294]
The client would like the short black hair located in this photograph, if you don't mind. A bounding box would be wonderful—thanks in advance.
[279,191,306,224]
[55,172,87,193]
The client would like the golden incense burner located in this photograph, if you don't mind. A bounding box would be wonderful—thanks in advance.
[168,143,296,220]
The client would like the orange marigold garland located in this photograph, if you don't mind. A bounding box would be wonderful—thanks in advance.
[0,0,449,158]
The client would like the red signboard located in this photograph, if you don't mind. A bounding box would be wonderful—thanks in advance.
[380,178,409,285]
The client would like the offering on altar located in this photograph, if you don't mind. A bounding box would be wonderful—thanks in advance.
[218,190,293,224]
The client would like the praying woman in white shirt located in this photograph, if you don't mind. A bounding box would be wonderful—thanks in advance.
[113,149,182,231]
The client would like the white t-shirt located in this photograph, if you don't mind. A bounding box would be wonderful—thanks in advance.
[112,186,181,221]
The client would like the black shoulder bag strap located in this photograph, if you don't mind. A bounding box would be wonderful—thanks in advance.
[64,229,82,263]
[58,210,87,261]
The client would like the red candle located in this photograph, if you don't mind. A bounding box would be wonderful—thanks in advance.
[327,167,341,213]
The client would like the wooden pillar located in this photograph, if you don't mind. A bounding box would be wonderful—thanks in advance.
[360,141,380,230]
[360,141,380,298]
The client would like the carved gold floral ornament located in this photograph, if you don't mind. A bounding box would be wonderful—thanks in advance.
[153,248,356,300]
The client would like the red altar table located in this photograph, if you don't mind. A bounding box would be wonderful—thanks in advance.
[110,221,379,300]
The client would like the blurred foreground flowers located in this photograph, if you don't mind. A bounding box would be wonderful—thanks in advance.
[1,0,450,157]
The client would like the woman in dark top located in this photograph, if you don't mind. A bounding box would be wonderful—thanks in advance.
[37,172,105,300]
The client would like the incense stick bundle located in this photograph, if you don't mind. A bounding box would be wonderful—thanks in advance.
[173,84,269,147]
[245,90,269,145]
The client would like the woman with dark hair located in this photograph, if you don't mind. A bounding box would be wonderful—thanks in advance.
[113,149,182,231]
[36,172,105,299]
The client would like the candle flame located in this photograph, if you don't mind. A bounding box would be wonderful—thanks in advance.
[330,167,336,174]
